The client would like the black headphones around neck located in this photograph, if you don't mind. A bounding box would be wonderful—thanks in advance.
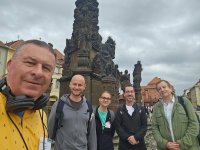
[0,78,49,112]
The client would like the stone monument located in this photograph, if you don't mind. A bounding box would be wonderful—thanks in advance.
[133,61,143,102]
[120,70,131,92]
[60,0,120,107]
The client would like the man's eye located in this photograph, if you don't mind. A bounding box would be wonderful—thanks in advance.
[43,66,51,72]
[25,61,34,65]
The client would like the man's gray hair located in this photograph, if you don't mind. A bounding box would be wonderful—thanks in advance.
[12,39,56,59]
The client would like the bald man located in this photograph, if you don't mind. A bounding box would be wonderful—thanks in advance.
[48,74,97,150]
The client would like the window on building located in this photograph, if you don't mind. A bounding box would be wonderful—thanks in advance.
[54,67,58,73]
[54,66,62,74]
[57,67,61,74]
[56,79,60,89]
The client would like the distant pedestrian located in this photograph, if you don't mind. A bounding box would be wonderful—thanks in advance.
[144,105,149,115]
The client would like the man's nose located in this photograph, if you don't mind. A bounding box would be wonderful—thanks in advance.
[33,65,43,76]
[74,84,80,88]
[160,87,164,92]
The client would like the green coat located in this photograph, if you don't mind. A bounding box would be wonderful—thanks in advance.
[152,95,200,150]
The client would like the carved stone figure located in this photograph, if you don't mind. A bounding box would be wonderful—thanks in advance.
[120,70,131,91]
[133,61,143,102]
[120,70,130,82]
[92,53,103,74]
[105,36,116,59]
[91,33,102,52]
[92,36,116,77]
[114,64,120,79]
[71,0,101,52]
[61,0,120,108]
[133,61,142,89]
[64,39,74,65]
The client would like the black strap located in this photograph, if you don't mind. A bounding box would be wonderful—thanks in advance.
[51,99,65,140]
[86,100,93,137]
[109,109,115,123]
[177,96,188,116]
[178,96,200,123]
[178,96,200,144]
[136,103,144,126]
[178,96,200,122]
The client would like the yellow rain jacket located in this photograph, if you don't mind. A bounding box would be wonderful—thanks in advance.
[0,93,47,150]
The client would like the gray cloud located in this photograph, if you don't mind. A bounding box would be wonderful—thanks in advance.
[1,0,200,94]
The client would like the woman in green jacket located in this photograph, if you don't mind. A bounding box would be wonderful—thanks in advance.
[152,79,199,150]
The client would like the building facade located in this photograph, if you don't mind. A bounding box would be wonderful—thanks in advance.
[187,80,200,106]
[49,49,64,102]
[0,42,15,78]
[141,77,161,105]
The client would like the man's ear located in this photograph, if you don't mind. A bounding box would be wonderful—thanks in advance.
[6,59,12,72]
[84,84,86,90]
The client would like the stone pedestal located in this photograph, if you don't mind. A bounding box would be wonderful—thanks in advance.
[102,76,119,111]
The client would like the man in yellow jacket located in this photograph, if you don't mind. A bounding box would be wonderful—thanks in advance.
[0,40,56,150]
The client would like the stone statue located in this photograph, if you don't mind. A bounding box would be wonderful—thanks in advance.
[91,33,102,52]
[105,36,116,59]
[61,0,120,108]
[72,0,101,52]
[133,61,143,102]
[133,61,142,89]
[92,53,102,74]
[64,39,74,65]
[92,36,116,77]
[120,70,130,91]
[120,70,130,82]
[114,64,120,79]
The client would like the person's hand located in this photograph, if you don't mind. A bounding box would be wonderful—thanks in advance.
[127,136,139,145]
[166,142,180,150]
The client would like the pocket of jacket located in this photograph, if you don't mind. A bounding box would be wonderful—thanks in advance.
[177,110,188,123]
[156,113,164,125]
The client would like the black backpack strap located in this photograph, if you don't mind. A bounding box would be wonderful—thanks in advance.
[177,96,188,116]
[178,96,200,121]
[51,99,65,140]
[86,100,93,137]
[118,104,124,115]
[109,109,115,123]
[178,96,200,144]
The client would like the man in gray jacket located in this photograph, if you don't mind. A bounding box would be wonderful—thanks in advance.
[48,74,97,150]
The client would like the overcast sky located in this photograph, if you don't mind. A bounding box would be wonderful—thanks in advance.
[1,0,200,95]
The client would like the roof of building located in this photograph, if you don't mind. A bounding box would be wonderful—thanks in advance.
[5,40,24,49]
[54,49,64,65]
[4,39,65,65]
[0,41,4,46]
[147,77,161,85]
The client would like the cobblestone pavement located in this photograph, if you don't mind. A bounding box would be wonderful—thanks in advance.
[51,127,157,150]
[113,117,157,150]
[145,125,157,150]
[113,126,157,150]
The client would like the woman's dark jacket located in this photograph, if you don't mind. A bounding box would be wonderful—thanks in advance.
[95,106,115,150]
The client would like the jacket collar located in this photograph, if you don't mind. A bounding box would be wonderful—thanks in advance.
[95,105,111,121]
